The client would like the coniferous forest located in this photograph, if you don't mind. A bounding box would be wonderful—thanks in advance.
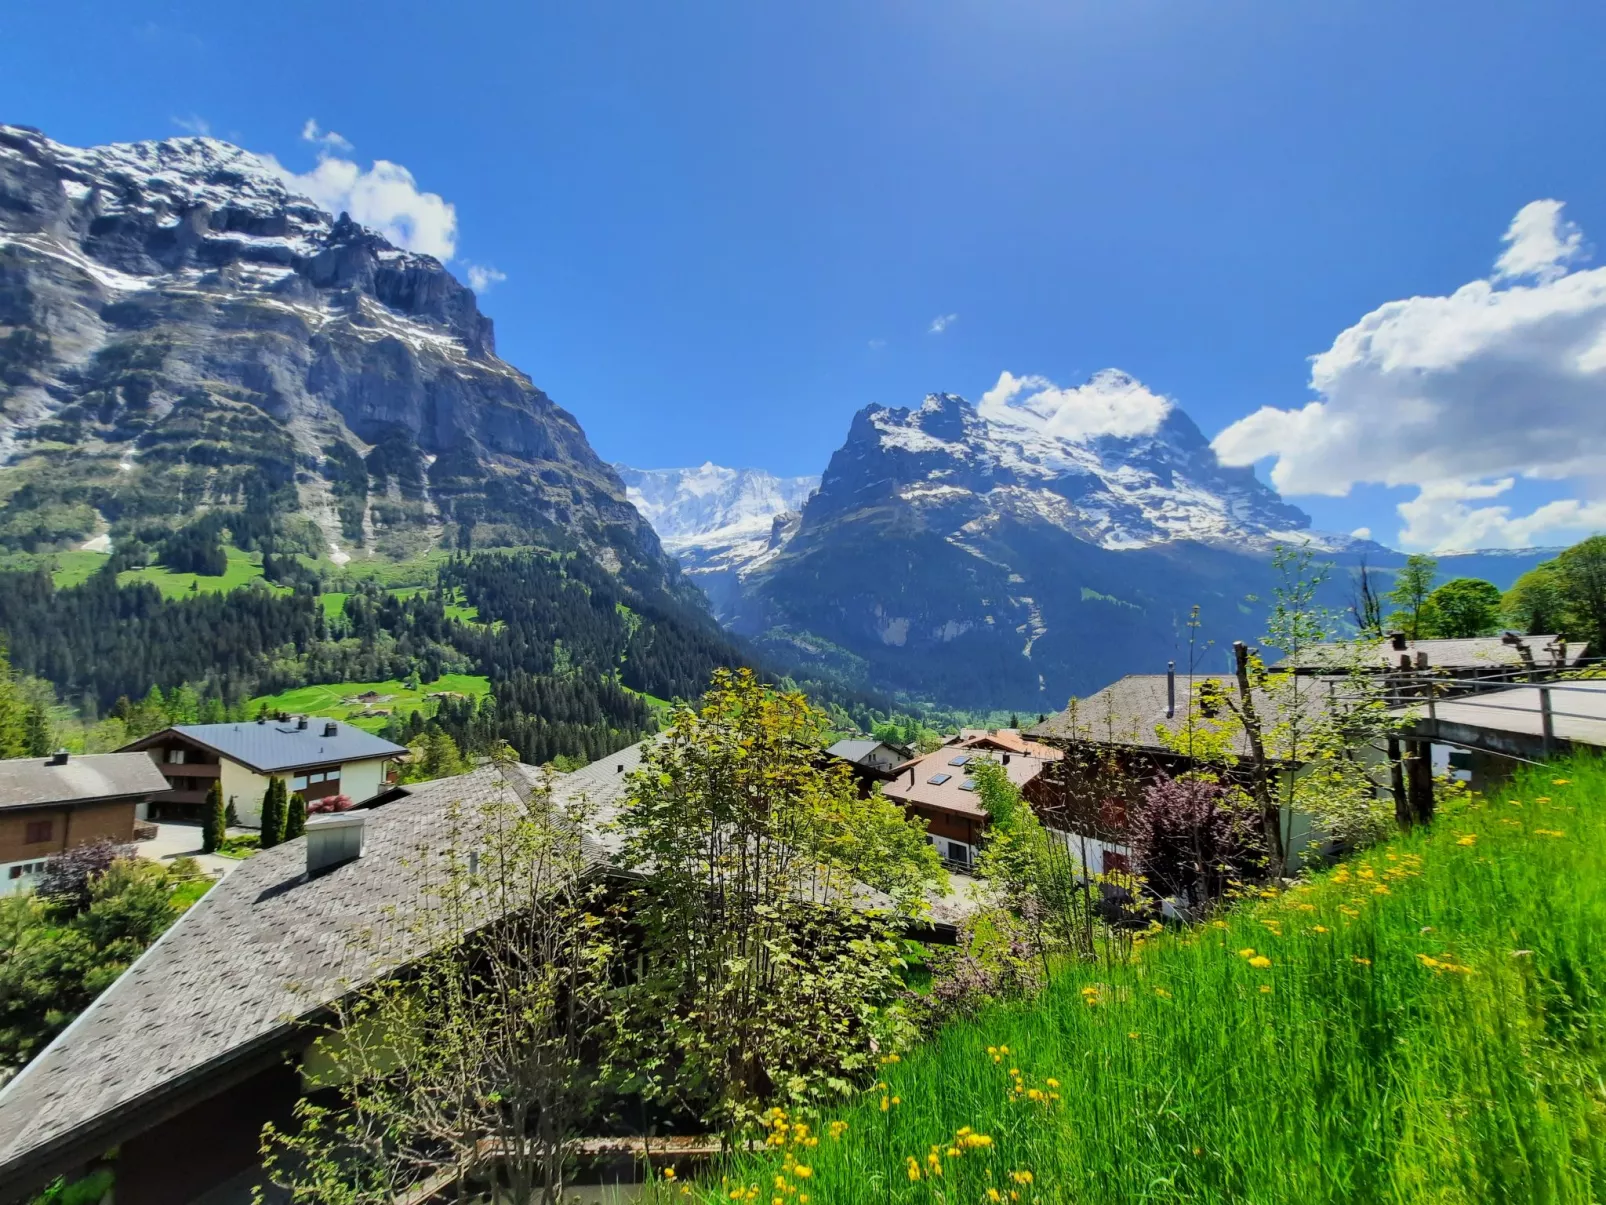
[0,549,750,765]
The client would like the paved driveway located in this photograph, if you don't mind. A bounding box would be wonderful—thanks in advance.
[135,822,244,879]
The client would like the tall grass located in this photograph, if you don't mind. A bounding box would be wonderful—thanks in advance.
[690,755,1606,1203]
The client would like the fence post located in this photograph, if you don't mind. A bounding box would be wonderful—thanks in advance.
[1539,686,1555,756]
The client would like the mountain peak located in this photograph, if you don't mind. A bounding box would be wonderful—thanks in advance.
[826,374,1348,552]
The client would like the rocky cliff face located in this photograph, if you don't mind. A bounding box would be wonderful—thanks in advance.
[614,463,817,618]
[0,125,673,582]
[730,383,1373,708]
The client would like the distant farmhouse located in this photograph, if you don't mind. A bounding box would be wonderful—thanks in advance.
[119,718,405,825]
[880,730,1062,870]
[0,752,170,894]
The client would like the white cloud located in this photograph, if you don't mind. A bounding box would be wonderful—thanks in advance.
[464,263,507,293]
[272,152,458,261]
[172,114,212,136]
[1212,199,1606,552]
[928,313,958,334]
[1495,199,1583,283]
[979,368,1172,442]
[301,118,354,154]
[1350,526,1372,541]
[868,338,887,350]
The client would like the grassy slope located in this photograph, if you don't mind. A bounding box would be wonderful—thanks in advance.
[697,756,1606,1205]
[247,674,491,733]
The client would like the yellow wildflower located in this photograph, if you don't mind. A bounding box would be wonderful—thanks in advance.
[1552,778,1570,785]
[988,1190,1003,1203]
[1045,1077,1060,1088]
[1352,956,1371,966]
[1011,1170,1035,1185]
[663,1167,677,1181]
[1312,925,1329,933]
[906,1158,921,1182]
[1248,955,1271,969]
[1237,947,1256,958]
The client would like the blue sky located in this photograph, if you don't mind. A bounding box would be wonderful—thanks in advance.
[5,0,1606,551]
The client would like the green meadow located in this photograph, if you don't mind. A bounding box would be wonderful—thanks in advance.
[690,755,1606,1205]
[247,674,491,733]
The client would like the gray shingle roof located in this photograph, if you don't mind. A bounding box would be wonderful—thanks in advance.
[0,753,168,811]
[126,720,405,773]
[1273,634,1588,672]
[0,736,970,1190]
[0,753,631,1188]
[1027,673,1346,758]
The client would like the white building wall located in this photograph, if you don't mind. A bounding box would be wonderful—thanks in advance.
[221,760,273,828]
[340,759,386,804]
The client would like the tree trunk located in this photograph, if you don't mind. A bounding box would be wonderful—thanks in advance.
[1387,736,1410,828]
[1231,641,1284,872]
[1405,739,1435,827]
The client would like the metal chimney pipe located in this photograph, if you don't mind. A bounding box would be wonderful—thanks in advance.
[1166,660,1176,719]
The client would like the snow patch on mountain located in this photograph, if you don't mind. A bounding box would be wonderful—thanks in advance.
[615,463,819,576]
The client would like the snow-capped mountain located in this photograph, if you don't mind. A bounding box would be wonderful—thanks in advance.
[726,375,1377,708]
[827,372,1354,552]
[0,124,675,586]
[614,463,818,618]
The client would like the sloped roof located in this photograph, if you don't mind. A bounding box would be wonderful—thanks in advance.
[881,741,1052,820]
[826,739,904,764]
[0,753,168,811]
[1027,673,1347,759]
[0,755,620,1191]
[0,737,968,1191]
[122,720,405,774]
[1273,634,1588,673]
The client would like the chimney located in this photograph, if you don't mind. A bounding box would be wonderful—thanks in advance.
[257,715,267,725]
[1414,651,1430,670]
[48,749,69,767]
[306,813,365,876]
[297,716,309,730]
[323,721,338,737]
[1002,752,1011,765]
[1166,660,1176,719]
[1389,631,1408,651]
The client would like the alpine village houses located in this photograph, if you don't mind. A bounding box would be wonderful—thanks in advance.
[119,717,406,824]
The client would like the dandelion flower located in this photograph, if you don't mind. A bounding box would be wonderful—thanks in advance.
[1237,947,1256,958]
[1312,925,1329,933]
[1248,955,1272,969]
[1259,985,1272,994]
[1552,778,1570,785]
[1456,834,1477,846]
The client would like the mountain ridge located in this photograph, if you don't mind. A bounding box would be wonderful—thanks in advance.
[0,123,683,596]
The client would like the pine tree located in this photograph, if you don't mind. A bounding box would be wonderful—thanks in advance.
[203,781,226,854]
[259,778,287,848]
[22,705,52,758]
[225,798,239,827]
[283,792,307,841]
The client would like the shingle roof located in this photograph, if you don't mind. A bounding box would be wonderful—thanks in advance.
[1027,673,1346,758]
[1273,634,1588,672]
[124,720,405,774]
[0,755,619,1189]
[0,737,971,1192]
[0,753,168,811]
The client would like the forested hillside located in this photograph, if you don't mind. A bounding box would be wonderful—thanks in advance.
[0,549,744,766]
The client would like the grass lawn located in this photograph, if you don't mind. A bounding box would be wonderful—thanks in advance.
[692,755,1606,1204]
[48,549,113,589]
[115,546,287,599]
[247,674,492,733]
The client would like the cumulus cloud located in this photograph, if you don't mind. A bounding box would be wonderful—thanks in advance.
[301,118,354,154]
[271,128,458,260]
[980,368,1173,442]
[1495,200,1583,283]
[1212,200,1606,551]
[928,313,958,334]
[464,263,507,293]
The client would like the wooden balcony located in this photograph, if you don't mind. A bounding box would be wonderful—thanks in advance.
[157,762,220,779]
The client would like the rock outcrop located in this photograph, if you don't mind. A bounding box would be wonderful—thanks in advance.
[0,124,673,583]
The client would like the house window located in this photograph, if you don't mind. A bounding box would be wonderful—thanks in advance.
[24,820,53,844]
[169,748,187,765]
[291,775,308,791]
[927,773,952,785]
[8,861,47,880]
